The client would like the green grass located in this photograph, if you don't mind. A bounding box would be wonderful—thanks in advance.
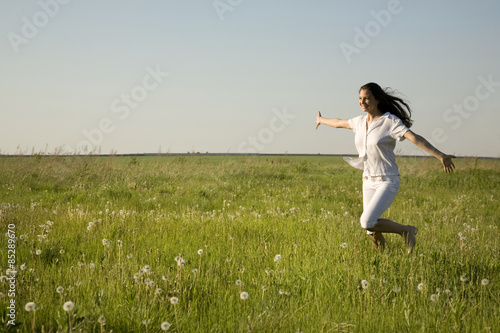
[0,155,499,332]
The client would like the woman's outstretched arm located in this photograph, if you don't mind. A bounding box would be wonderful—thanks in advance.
[315,112,351,130]
[403,130,456,173]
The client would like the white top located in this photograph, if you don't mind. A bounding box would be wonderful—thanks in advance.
[345,112,409,177]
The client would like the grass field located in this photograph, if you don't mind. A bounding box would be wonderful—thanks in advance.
[0,155,499,332]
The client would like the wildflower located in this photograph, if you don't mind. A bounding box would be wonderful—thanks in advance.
[35,250,42,256]
[127,253,133,259]
[63,301,75,312]
[161,322,172,331]
[170,297,179,305]
[235,280,242,286]
[89,262,96,269]
[417,283,426,291]
[444,289,452,296]
[46,221,54,226]
[393,286,401,293]
[56,286,64,294]
[143,265,151,274]
[192,269,198,274]
[460,275,468,282]
[155,288,163,295]
[279,289,285,295]
[25,302,37,311]
[175,256,185,267]
[142,319,150,325]
[98,315,106,324]
[430,294,438,302]
[60,249,65,255]
[198,249,204,256]
[20,264,27,270]
[361,280,369,289]
[117,240,123,247]
[481,279,489,286]
[340,243,348,249]
[240,291,249,300]
[162,275,168,281]
[274,254,282,263]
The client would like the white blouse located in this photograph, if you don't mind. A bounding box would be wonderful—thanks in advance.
[345,112,409,177]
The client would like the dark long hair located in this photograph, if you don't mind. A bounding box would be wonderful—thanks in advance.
[360,82,413,128]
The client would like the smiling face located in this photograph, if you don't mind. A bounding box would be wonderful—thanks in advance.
[359,89,379,113]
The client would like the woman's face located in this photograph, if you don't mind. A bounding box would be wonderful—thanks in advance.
[359,89,379,113]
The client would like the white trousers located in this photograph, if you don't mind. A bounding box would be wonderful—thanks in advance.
[360,176,400,235]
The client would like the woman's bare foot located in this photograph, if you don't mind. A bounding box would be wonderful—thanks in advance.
[403,226,417,254]
[369,232,386,252]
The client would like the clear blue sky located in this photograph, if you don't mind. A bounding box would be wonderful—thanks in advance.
[1,0,499,156]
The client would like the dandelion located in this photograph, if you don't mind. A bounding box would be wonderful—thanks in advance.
[240,291,249,300]
[143,265,151,274]
[192,269,198,274]
[340,243,348,249]
[198,249,204,255]
[174,256,185,267]
[279,289,285,295]
[35,249,42,256]
[417,283,426,291]
[235,279,243,286]
[393,286,401,293]
[89,262,96,269]
[161,321,172,331]
[60,249,65,255]
[162,275,168,281]
[170,297,179,305]
[63,301,74,312]
[460,275,468,282]
[155,288,163,296]
[127,253,133,259]
[361,280,369,289]
[142,319,150,325]
[444,289,452,296]
[430,294,438,302]
[274,254,282,263]
[25,302,37,312]
[56,286,64,294]
[481,279,489,286]
[117,240,123,247]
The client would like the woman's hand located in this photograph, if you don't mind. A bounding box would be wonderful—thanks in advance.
[440,154,456,173]
[315,111,322,130]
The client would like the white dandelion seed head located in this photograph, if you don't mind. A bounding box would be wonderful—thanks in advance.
[143,265,151,273]
[20,264,27,270]
[198,249,203,255]
[279,289,285,295]
[162,275,168,281]
[35,249,42,256]
[25,302,37,312]
[393,286,401,293]
[89,262,96,269]
[274,254,282,263]
[155,288,163,295]
[192,269,198,274]
[235,279,242,286]
[340,243,348,249]
[460,275,468,282]
[430,294,438,302]
[142,319,150,325]
[174,256,185,267]
[445,289,452,296]
[481,279,489,286]
[170,297,179,305]
[60,249,65,255]
[98,315,106,324]
[417,283,426,291]
[117,240,123,247]
[127,253,133,259]
[63,301,75,312]
[56,286,64,294]
[161,321,172,331]
[240,291,249,300]
[361,280,369,289]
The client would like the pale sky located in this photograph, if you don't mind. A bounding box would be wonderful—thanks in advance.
[1,0,499,157]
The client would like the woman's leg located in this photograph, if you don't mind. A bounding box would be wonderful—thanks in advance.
[361,177,417,253]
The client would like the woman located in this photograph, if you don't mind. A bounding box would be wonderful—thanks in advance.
[315,82,455,253]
